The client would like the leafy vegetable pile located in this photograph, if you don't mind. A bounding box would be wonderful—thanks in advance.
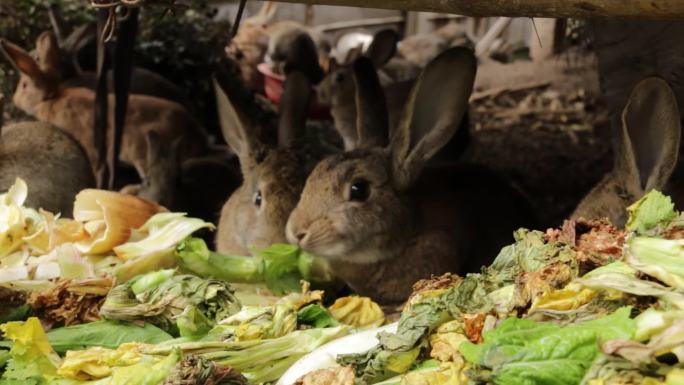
[0,179,386,385]
[293,190,684,385]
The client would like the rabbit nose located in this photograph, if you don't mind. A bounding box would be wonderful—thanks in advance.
[295,231,308,243]
[286,220,306,245]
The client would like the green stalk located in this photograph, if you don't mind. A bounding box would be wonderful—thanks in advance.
[176,238,265,283]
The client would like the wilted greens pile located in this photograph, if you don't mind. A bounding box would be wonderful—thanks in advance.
[0,179,387,385]
[288,190,684,385]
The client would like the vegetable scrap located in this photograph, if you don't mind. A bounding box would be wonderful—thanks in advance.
[293,190,684,385]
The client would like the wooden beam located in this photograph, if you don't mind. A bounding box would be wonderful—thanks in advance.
[271,0,684,20]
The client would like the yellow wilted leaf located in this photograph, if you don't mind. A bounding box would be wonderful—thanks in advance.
[58,343,146,380]
[430,320,468,363]
[329,296,384,328]
[530,284,597,312]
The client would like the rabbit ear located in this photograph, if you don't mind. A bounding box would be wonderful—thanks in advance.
[0,39,46,82]
[366,29,398,67]
[252,1,277,25]
[61,23,96,56]
[47,4,70,44]
[262,2,278,24]
[283,32,324,84]
[352,56,388,149]
[616,77,681,192]
[213,74,265,174]
[144,131,163,170]
[35,32,62,77]
[278,71,311,148]
[391,47,476,190]
[344,44,365,64]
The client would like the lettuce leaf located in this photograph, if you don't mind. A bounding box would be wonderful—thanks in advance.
[45,320,173,353]
[628,237,684,289]
[0,317,61,385]
[460,307,636,385]
[626,190,677,235]
[297,304,340,329]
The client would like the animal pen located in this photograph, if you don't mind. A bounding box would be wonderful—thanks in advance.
[0,0,684,384]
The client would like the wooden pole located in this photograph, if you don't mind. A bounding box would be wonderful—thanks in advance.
[271,0,684,20]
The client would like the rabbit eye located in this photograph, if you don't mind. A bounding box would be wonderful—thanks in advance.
[335,72,345,82]
[254,190,263,208]
[22,81,27,89]
[349,180,370,202]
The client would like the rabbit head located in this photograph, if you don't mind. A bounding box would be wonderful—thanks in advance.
[317,29,399,150]
[573,77,681,227]
[226,2,278,91]
[266,26,324,84]
[1,33,62,115]
[215,67,312,255]
[122,131,184,209]
[287,47,476,265]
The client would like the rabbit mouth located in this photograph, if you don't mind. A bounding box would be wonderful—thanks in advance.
[288,226,350,258]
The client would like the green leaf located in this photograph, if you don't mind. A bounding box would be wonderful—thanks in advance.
[626,190,677,234]
[257,244,302,295]
[297,304,340,328]
[100,272,241,336]
[460,307,636,385]
[45,320,173,353]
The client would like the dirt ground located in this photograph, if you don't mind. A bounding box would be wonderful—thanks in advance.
[464,51,613,228]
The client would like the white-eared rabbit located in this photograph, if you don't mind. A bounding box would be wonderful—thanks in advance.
[214,65,313,255]
[573,77,683,227]
[1,32,209,183]
[287,48,535,303]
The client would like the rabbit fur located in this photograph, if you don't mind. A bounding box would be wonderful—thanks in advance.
[214,66,314,255]
[573,77,683,227]
[121,131,241,223]
[318,29,469,162]
[1,32,210,185]
[0,121,94,215]
[227,2,330,91]
[287,48,535,303]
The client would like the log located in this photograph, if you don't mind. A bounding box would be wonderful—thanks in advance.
[272,0,684,20]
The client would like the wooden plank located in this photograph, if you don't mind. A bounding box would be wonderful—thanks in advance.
[316,15,405,31]
[271,0,684,19]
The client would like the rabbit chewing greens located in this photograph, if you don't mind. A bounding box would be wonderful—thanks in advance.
[287,48,535,303]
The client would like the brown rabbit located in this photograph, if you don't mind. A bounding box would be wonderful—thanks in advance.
[121,131,241,223]
[214,67,313,255]
[227,2,329,91]
[318,29,469,162]
[1,32,209,183]
[0,121,94,215]
[572,77,682,227]
[286,48,535,303]
[318,29,419,151]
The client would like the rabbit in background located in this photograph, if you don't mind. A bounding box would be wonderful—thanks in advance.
[120,131,241,223]
[0,119,95,215]
[286,48,535,303]
[214,65,315,255]
[317,29,419,151]
[45,6,190,109]
[318,28,470,162]
[573,77,683,227]
[0,32,210,189]
[227,1,331,91]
